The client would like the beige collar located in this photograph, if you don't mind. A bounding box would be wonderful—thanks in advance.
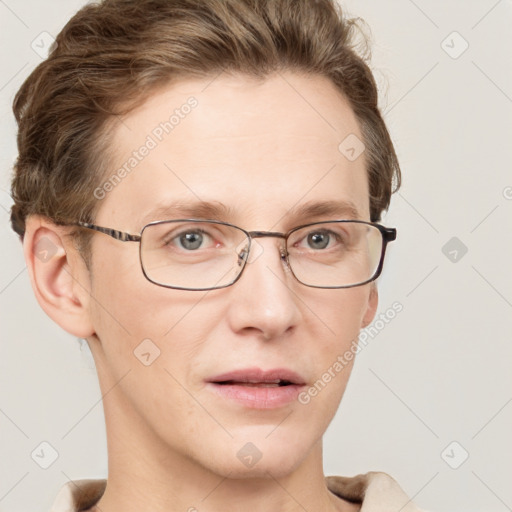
[50,471,427,512]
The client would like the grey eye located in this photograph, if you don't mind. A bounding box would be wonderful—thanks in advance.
[307,232,330,249]
[178,232,204,250]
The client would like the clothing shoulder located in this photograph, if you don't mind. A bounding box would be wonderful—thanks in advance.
[49,478,106,512]
[326,471,430,512]
[50,472,430,512]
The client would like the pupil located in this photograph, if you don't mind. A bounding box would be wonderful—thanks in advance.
[180,232,203,250]
[308,232,329,249]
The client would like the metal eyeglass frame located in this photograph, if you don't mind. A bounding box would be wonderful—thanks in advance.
[73,219,397,291]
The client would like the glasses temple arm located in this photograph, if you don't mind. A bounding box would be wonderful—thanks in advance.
[76,221,141,242]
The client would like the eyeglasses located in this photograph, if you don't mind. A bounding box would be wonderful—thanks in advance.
[73,219,396,291]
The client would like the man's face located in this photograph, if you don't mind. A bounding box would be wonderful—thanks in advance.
[86,72,378,478]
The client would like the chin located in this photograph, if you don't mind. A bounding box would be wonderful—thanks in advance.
[210,455,305,480]
[196,434,309,480]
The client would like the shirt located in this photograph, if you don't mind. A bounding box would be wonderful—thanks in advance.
[49,471,428,511]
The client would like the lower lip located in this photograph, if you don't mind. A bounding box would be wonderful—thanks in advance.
[206,383,305,409]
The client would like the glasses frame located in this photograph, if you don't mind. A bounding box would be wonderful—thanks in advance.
[73,219,397,291]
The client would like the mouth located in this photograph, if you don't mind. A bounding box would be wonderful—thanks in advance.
[208,368,306,387]
[206,368,306,409]
[216,379,295,387]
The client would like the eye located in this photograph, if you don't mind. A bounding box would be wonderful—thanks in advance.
[177,231,207,250]
[306,231,331,250]
[165,228,218,251]
[289,224,349,253]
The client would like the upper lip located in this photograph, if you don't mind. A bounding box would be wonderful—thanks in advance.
[207,367,306,386]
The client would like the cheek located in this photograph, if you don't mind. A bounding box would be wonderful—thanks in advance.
[88,250,223,383]
[304,286,370,348]
[283,286,369,408]
[87,265,214,437]
[90,241,186,331]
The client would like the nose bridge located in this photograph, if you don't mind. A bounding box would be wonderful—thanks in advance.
[248,230,285,241]
[249,229,287,250]
[228,228,301,340]
[240,230,297,296]
[246,230,288,265]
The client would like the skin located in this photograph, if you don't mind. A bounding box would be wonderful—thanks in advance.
[24,71,379,512]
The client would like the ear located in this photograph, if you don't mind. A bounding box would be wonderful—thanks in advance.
[23,215,95,338]
[361,282,378,329]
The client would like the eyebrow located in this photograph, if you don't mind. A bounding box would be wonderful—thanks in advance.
[138,200,234,227]
[137,199,362,227]
[286,199,362,221]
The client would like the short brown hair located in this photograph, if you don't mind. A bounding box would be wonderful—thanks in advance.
[10,0,401,265]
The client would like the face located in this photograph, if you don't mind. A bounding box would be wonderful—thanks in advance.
[84,72,378,478]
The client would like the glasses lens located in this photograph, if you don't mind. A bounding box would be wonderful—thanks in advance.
[287,221,383,288]
[141,221,249,290]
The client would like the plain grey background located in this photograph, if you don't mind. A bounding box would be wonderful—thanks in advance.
[1,1,511,511]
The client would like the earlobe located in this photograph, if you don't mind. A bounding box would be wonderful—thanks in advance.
[23,215,95,338]
[361,283,378,329]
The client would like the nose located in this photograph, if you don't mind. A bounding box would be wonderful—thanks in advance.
[225,237,302,341]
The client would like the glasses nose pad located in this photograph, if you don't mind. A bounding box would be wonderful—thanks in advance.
[235,238,265,265]
[236,245,248,267]
[280,247,290,266]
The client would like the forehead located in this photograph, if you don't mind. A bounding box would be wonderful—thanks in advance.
[97,72,370,229]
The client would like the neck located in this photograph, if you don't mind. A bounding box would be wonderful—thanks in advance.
[88,353,351,512]
[97,416,345,512]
